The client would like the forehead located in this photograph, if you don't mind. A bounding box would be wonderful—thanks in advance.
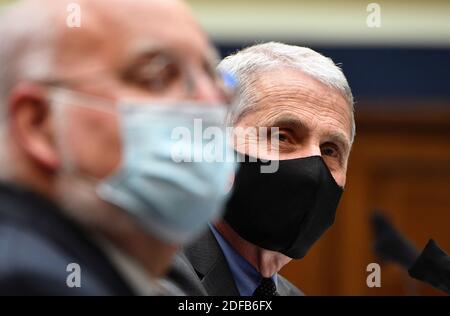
[247,68,352,143]
[55,0,214,74]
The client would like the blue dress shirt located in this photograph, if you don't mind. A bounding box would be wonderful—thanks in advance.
[209,225,278,296]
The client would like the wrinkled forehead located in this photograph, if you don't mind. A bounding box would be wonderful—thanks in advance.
[247,69,353,143]
[48,0,215,76]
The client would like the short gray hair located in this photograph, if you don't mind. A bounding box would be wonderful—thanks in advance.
[0,1,59,124]
[218,42,355,142]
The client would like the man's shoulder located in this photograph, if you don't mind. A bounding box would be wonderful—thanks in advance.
[0,222,90,295]
[278,274,304,296]
[0,203,132,295]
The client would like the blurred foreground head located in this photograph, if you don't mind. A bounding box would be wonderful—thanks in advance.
[0,0,228,279]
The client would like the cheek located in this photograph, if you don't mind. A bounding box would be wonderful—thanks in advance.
[63,107,122,178]
[331,170,346,188]
[321,156,347,187]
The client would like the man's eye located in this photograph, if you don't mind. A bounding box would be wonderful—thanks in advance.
[278,132,290,142]
[321,143,339,158]
[136,62,180,92]
[122,54,181,93]
[271,129,293,143]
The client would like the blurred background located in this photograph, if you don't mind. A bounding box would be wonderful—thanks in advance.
[185,0,450,295]
[1,0,450,295]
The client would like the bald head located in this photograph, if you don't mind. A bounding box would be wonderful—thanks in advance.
[0,0,218,113]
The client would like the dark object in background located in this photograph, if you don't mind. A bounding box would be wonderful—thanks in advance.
[409,239,450,294]
[371,211,419,268]
[371,210,450,295]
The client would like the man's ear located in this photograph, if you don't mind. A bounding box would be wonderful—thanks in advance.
[8,82,60,172]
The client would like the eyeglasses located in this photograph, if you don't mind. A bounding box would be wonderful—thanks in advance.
[120,52,237,102]
[37,51,238,105]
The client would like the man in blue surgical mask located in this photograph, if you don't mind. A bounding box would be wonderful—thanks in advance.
[0,0,234,295]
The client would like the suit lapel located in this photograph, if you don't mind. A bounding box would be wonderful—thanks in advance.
[184,228,239,296]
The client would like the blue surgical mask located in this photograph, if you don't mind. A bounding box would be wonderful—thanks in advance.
[96,102,236,244]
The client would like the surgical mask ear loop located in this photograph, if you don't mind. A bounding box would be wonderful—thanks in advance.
[47,88,117,177]
[49,90,79,174]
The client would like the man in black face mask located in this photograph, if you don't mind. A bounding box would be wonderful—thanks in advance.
[169,42,355,296]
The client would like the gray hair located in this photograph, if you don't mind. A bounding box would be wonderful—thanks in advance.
[218,42,355,142]
[0,1,59,124]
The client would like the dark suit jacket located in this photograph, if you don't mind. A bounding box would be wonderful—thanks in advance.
[0,182,135,295]
[169,227,304,296]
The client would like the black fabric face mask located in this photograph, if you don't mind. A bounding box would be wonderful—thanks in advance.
[224,154,344,259]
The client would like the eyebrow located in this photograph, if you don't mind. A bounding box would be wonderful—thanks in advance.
[261,114,351,155]
[264,115,309,132]
[119,44,173,77]
[121,42,219,76]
